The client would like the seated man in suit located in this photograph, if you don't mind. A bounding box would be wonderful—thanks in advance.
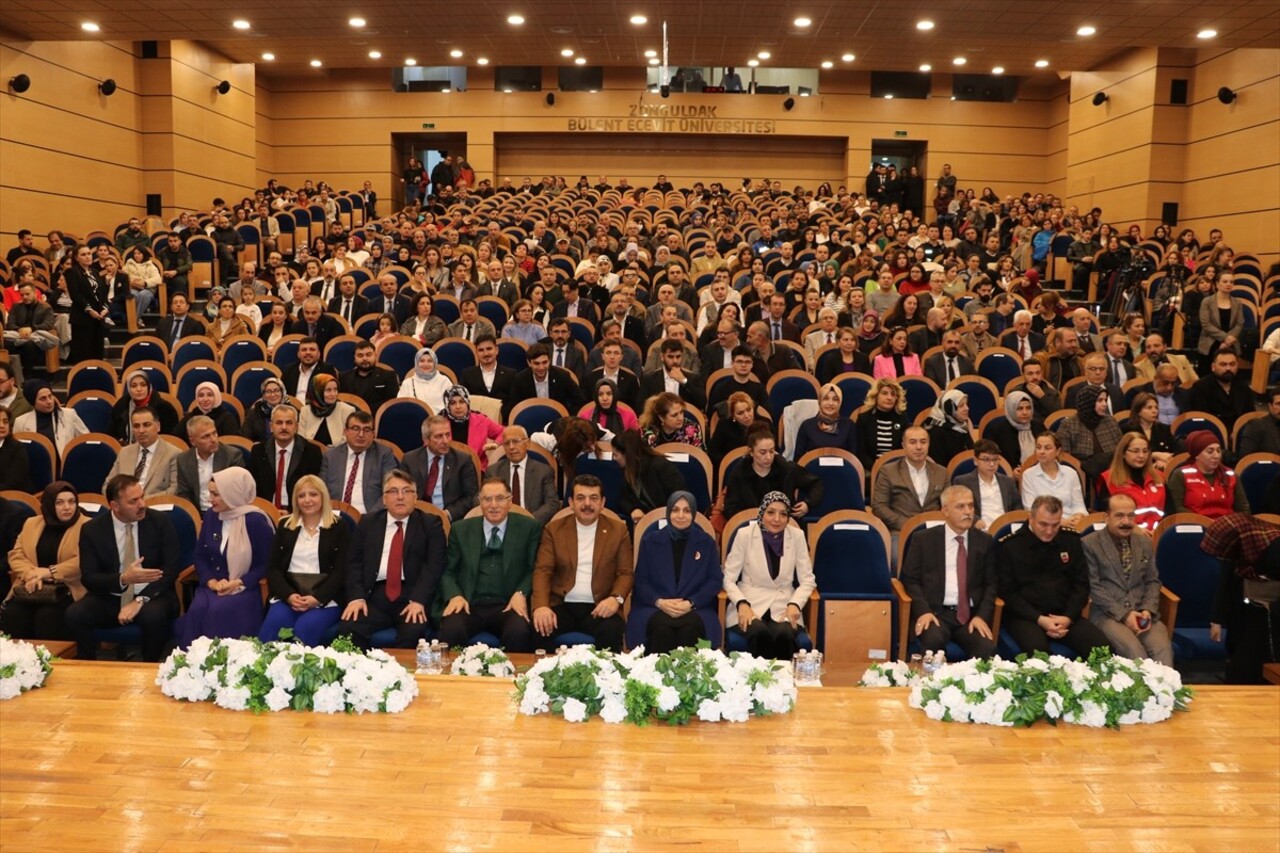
[1187,349,1256,433]
[908,308,950,357]
[1082,493,1174,665]
[996,494,1110,657]
[490,426,560,526]
[403,414,479,522]
[762,293,801,344]
[1236,386,1280,458]
[1069,308,1103,354]
[803,307,842,368]
[320,410,398,514]
[1064,352,1124,414]
[1133,363,1189,426]
[371,273,412,325]
[103,406,179,497]
[341,468,446,649]
[290,297,343,352]
[587,340,641,412]
[954,439,1022,531]
[250,403,323,511]
[154,292,206,350]
[549,278,601,327]
[339,340,399,416]
[63,474,181,661]
[1133,332,1198,386]
[531,474,633,652]
[171,415,245,512]
[436,477,540,651]
[587,319,644,375]
[707,345,766,413]
[639,338,707,411]
[900,484,998,660]
[460,333,518,411]
[871,426,948,565]
[1011,358,1062,421]
[923,329,975,388]
[447,298,496,343]
[328,273,369,327]
[280,337,337,401]
[507,343,585,420]
[1102,332,1138,387]
[999,309,1046,362]
[543,317,587,383]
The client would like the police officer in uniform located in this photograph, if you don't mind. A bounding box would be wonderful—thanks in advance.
[996,494,1111,656]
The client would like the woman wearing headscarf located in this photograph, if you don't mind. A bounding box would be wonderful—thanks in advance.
[626,491,722,653]
[793,382,858,459]
[1058,383,1124,483]
[13,380,89,458]
[985,390,1045,473]
[298,373,354,446]
[397,346,452,413]
[855,310,886,356]
[0,482,88,639]
[442,385,503,472]
[241,376,285,443]
[174,467,275,646]
[107,369,180,442]
[722,491,817,660]
[259,475,350,646]
[179,380,240,439]
[916,384,973,459]
[577,377,638,435]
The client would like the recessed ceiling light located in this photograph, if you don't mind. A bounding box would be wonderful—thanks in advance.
[747,59,759,67]
[561,48,574,57]
[1076,25,1096,37]
[919,63,931,72]
[348,17,366,28]
[841,53,855,62]
[992,66,1004,75]
[1197,29,1217,39]
[81,22,100,32]
[502,88,513,93]
[476,57,489,65]
[884,94,894,99]
[820,61,833,69]
[953,56,966,65]
[648,58,659,65]
[404,58,416,66]
[233,19,251,30]
[794,17,812,27]
[450,49,464,58]
[588,89,598,94]
[441,88,451,94]
[368,50,381,59]
[261,52,275,61]
[644,49,657,57]
[916,20,934,31]
[630,14,647,25]
[310,59,322,67]
[574,56,586,65]
[507,14,524,25]
[1035,59,1050,68]
[757,51,771,59]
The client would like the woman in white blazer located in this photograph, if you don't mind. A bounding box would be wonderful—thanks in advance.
[722,491,816,659]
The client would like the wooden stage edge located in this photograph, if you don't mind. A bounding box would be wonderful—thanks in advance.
[1,660,1278,853]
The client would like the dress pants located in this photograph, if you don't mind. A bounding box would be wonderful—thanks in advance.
[0,590,73,640]
[438,601,536,652]
[1090,615,1174,666]
[733,611,799,660]
[1004,615,1110,658]
[540,601,624,652]
[341,581,429,649]
[63,594,176,662]
[917,607,997,659]
[644,611,705,655]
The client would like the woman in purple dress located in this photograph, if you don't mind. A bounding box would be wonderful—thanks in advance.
[174,467,275,646]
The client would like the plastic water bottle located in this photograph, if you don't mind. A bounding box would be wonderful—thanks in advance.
[415,639,430,674]
[922,650,936,675]
[933,648,946,671]
[426,640,444,675]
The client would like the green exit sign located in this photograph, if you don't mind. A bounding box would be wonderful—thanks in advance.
[894,130,908,137]
[422,122,436,129]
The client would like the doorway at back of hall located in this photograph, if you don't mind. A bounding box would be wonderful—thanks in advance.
[391,132,468,207]
[869,139,928,181]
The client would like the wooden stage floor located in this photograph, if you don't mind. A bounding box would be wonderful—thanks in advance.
[1,660,1277,852]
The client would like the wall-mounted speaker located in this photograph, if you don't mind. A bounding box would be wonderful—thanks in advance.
[1170,78,1188,104]
[1217,86,1237,104]
[141,40,159,59]
[8,74,31,93]
[99,79,117,96]
[146,194,163,217]
[782,97,795,111]
[1161,202,1179,226]
[1091,91,1108,106]
[216,80,232,95]
[545,92,556,106]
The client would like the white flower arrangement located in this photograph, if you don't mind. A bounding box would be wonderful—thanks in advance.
[0,635,55,700]
[875,648,1195,729]
[514,643,797,725]
[450,643,515,678]
[156,635,418,714]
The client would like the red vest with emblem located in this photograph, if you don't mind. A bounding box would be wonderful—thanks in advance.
[1099,470,1166,531]
[1178,465,1237,519]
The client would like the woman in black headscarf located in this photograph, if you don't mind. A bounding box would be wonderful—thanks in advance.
[1058,383,1124,484]
[577,377,637,437]
[0,482,88,639]
[241,376,285,443]
[625,490,722,653]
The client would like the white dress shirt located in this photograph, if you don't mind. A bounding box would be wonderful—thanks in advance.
[566,521,598,603]
[375,513,410,583]
[111,515,144,594]
[906,459,930,505]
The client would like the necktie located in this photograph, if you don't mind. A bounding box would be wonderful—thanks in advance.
[955,534,970,624]
[274,448,287,508]
[556,348,564,367]
[171,318,183,347]
[386,521,404,600]
[343,299,352,323]
[773,322,781,341]
[1112,359,1122,387]
[487,526,502,550]
[134,447,149,480]
[947,357,957,384]
[424,455,441,501]
[343,451,361,504]
[826,332,834,344]
[120,523,137,607]
[1020,336,1029,359]
[1119,536,1132,579]
[511,463,522,506]
[465,323,473,341]
[309,323,317,337]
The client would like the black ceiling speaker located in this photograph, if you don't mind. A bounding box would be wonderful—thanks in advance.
[1217,86,1237,104]
[216,80,232,95]
[545,92,555,106]
[1091,91,1108,106]
[660,84,670,98]
[8,74,31,93]
[782,97,795,111]
[99,78,117,96]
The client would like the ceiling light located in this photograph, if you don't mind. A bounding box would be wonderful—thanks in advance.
[588,89,598,94]
[820,61,833,69]
[404,58,416,66]
[916,20,934,31]
[507,14,524,25]
[450,49,464,58]
[884,94,894,99]
[348,17,366,28]
[794,17,812,27]
[919,63,931,72]
[561,48,574,57]
[476,57,489,65]
[644,49,657,57]
[502,88,513,93]
[368,50,381,59]
[310,59,322,67]
[261,52,275,61]
[574,57,586,65]
[441,88,451,94]
[757,51,771,59]
[1035,59,1050,68]
[630,14,647,25]
[232,19,251,30]
[953,57,966,65]
[81,22,100,32]
[841,53,855,62]
[1076,25,1096,37]
[648,58,659,65]
[992,66,1004,75]
[747,59,759,67]
[1197,29,1217,39]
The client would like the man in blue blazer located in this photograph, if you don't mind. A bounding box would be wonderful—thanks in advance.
[341,469,446,649]
[319,410,398,514]
[434,478,541,651]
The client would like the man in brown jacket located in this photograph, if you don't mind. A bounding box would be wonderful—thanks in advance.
[531,475,633,651]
